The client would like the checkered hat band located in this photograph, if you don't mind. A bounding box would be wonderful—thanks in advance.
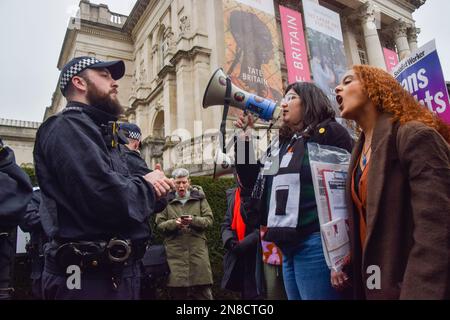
[127,131,141,140]
[59,58,101,91]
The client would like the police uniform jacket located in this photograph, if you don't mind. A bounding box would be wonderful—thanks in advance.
[19,188,47,278]
[122,146,151,177]
[121,146,167,214]
[33,101,158,244]
[0,146,32,230]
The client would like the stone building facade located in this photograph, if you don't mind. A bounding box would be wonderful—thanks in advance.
[45,0,426,175]
[0,118,40,166]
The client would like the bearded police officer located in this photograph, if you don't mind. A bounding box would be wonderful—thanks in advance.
[0,139,33,299]
[34,56,175,300]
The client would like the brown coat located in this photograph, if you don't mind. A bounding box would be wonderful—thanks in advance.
[346,113,450,300]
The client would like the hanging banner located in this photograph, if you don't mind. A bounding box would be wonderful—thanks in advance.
[383,48,399,73]
[302,0,347,113]
[223,0,283,118]
[392,40,450,124]
[279,5,311,84]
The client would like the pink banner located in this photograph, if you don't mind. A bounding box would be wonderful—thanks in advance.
[279,5,311,83]
[383,48,399,72]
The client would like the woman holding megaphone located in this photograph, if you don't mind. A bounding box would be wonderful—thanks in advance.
[234,82,353,300]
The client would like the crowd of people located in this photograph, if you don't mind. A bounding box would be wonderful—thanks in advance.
[0,55,448,300]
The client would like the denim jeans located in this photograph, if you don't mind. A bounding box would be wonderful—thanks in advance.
[281,232,345,300]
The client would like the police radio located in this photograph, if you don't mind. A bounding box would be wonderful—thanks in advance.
[101,121,119,148]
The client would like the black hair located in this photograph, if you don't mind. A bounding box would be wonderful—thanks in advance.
[280,82,335,139]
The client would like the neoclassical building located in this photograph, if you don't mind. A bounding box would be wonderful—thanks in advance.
[45,0,425,175]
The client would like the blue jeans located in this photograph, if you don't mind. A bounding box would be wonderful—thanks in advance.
[282,232,345,300]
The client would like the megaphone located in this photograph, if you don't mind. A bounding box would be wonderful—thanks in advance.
[203,68,281,121]
[213,150,234,179]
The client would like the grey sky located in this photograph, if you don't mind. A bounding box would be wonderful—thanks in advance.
[0,0,448,122]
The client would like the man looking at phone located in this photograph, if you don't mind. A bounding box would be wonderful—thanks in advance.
[155,168,214,299]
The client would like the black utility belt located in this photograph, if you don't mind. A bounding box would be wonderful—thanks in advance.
[0,227,15,237]
[53,238,146,270]
[0,232,9,238]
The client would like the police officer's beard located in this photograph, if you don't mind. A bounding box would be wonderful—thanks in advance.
[85,81,124,117]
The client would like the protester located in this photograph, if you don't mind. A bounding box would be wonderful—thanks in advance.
[235,82,353,300]
[156,168,214,300]
[335,65,450,299]
[221,174,260,299]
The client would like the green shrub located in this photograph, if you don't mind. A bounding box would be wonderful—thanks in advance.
[191,176,239,300]
[20,164,38,187]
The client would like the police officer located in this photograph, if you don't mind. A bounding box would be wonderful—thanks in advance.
[118,122,168,299]
[19,187,47,299]
[119,123,151,176]
[0,138,33,299]
[33,56,175,300]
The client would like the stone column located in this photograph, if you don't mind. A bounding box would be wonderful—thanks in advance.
[407,26,420,51]
[392,20,411,60]
[162,71,177,170]
[341,16,361,67]
[175,56,195,137]
[358,1,386,68]
[151,43,159,85]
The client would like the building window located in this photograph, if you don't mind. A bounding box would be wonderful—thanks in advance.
[357,42,368,65]
[153,111,164,139]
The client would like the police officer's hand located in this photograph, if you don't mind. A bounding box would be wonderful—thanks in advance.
[143,170,175,198]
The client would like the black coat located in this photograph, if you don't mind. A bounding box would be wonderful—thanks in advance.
[220,188,259,296]
[0,146,32,230]
[19,188,47,278]
[122,147,151,176]
[33,102,157,243]
[121,146,167,213]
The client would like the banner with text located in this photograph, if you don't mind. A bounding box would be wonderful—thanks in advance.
[392,40,450,124]
[303,0,347,114]
[223,0,283,118]
[279,5,311,83]
[383,47,399,73]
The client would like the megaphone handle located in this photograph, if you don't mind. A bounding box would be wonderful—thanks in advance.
[220,77,233,153]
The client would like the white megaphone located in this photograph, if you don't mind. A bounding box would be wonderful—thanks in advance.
[213,149,234,179]
[202,68,282,121]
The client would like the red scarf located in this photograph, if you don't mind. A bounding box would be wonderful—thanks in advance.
[231,188,246,242]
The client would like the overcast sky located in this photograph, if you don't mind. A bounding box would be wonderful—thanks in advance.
[0,0,448,122]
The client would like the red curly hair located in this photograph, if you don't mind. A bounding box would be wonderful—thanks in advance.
[353,65,450,143]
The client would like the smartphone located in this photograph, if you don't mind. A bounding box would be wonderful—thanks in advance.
[180,215,191,219]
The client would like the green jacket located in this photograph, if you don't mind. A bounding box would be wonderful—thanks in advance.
[155,185,214,287]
